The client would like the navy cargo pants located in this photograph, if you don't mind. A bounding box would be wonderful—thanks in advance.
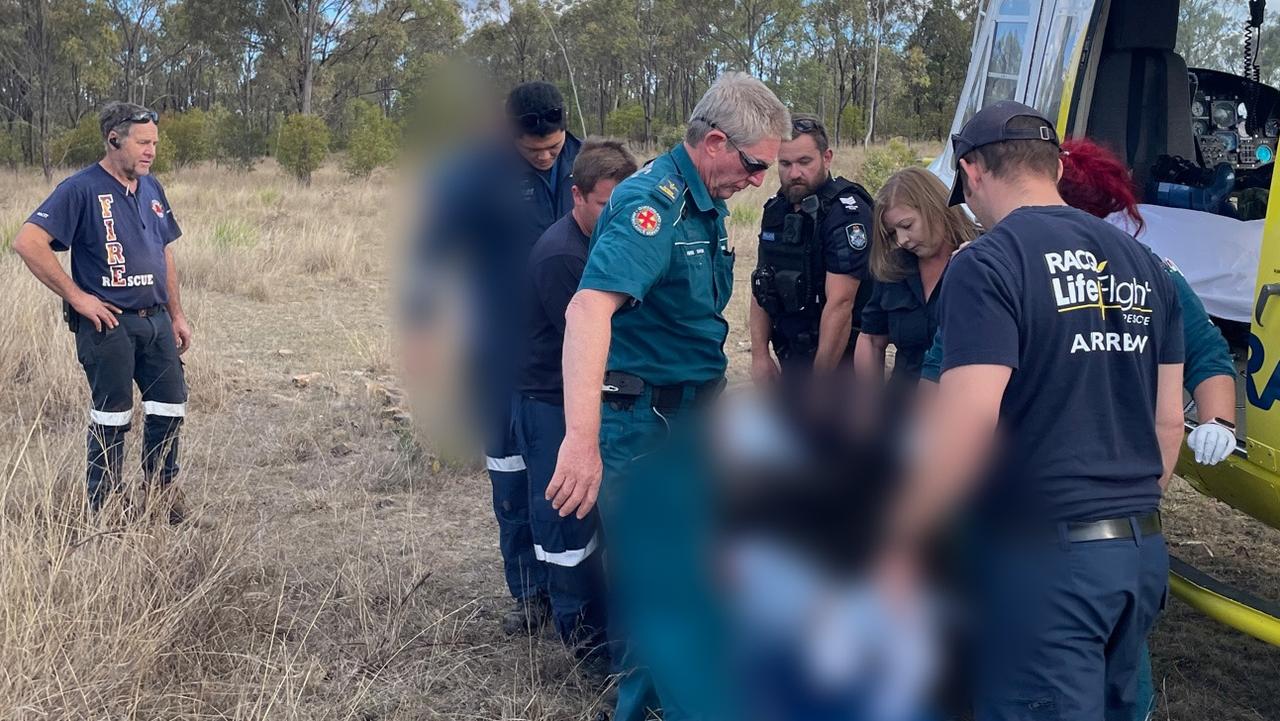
[74,307,187,509]
[513,394,608,654]
[968,520,1168,721]
[481,385,547,603]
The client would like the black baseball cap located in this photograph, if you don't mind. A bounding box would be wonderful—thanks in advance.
[947,100,1059,206]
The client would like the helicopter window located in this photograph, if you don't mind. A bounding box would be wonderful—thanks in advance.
[1032,10,1084,124]
[984,21,1027,103]
[1176,4,1280,87]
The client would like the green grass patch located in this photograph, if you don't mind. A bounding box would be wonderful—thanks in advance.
[0,218,20,253]
[210,218,259,249]
[258,188,282,206]
[729,204,760,226]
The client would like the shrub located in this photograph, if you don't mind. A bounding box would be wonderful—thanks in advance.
[52,115,102,168]
[860,137,920,195]
[163,109,214,168]
[276,114,330,185]
[605,104,646,143]
[839,105,866,147]
[213,110,268,170]
[343,100,398,177]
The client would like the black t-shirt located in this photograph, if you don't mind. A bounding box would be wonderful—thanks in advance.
[28,163,182,309]
[938,206,1184,523]
[518,212,591,403]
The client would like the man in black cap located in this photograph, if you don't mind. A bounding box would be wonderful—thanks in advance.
[880,100,1185,719]
[408,81,580,635]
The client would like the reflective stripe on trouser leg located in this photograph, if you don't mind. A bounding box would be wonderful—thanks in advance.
[514,394,609,651]
[488,457,545,600]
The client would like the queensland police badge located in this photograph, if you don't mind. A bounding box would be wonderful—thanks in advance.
[846,223,868,250]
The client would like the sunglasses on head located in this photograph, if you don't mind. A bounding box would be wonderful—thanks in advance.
[703,119,770,174]
[124,110,159,125]
[515,107,564,131]
[792,117,821,133]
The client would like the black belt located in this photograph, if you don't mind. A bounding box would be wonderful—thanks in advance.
[119,304,166,318]
[1063,511,1161,543]
[602,371,724,411]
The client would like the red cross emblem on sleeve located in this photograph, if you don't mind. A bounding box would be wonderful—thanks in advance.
[631,206,661,236]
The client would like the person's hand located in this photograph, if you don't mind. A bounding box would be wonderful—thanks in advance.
[873,540,922,612]
[546,432,603,519]
[1187,421,1235,465]
[751,353,781,386]
[170,312,193,354]
[70,291,122,331]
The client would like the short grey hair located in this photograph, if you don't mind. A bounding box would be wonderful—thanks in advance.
[686,72,791,148]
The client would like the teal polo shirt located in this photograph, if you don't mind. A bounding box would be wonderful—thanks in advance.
[578,143,733,385]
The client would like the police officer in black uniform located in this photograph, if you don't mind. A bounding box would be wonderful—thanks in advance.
[750,115,874,382]
[13,102,190,517]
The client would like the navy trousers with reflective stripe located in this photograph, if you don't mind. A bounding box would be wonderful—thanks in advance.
[74,310,187,509]
[513,394,608,651]
[483,387,546,602]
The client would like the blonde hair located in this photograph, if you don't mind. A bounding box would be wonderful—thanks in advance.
[870,167,980,282]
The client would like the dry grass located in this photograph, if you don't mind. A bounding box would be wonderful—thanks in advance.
[0,145,1278,719]
[0,160,604,720]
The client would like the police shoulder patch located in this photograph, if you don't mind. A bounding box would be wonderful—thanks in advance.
[839,196,859,211]
[846,223,868,250]
[632,206,662,236]
[1161,256,1181,274]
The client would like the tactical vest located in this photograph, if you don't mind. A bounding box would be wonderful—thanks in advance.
[751,177,872,322]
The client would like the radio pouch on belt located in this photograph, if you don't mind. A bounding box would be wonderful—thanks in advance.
[63,299,79,333]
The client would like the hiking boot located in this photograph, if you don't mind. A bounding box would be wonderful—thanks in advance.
[500,594,550,636]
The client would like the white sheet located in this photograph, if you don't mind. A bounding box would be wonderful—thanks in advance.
[1109,204,1262,324]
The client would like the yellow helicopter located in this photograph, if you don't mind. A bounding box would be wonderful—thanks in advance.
[933,0,1280,644]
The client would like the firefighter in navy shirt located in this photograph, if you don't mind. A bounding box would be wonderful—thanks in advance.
[880,102,1185,720]
[514,138,636,676]
[13,102,190,517]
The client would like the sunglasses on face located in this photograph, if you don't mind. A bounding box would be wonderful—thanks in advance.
[515,107,564,132]
[705,120,770,174]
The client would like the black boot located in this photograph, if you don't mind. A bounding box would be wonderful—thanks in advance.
[500,594,550,636]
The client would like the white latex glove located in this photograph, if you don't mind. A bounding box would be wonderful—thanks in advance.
[1187,421,1235,465]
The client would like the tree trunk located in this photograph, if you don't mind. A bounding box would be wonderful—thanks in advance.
[864,1,882,149]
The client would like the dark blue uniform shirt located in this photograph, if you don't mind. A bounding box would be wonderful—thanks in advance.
[417,133,581,382]
[28,163,181,309]
[939,206,1184,523]
[860,253,940,384]
[519,212,590,403]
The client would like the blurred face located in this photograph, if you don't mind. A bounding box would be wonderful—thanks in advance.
[883,203,945,260]
[515,129,566,171]
[110,121,158,179]
[572,178,618,233]
[777,133,832,204]
[702,129,780,200]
